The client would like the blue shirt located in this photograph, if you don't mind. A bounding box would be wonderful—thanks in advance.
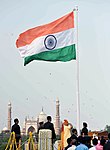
[75,144,88,150]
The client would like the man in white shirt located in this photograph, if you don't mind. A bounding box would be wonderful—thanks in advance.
[67,138,77,150]
[89,138,98,150]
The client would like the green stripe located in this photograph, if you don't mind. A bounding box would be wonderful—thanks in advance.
[24,44,76,66]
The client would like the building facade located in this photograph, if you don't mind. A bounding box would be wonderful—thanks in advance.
[22,109,47,135]
[4,99,61,136]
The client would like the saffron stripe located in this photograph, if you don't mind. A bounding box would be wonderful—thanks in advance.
[16,12,74,48]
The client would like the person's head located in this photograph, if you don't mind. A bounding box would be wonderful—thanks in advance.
[71,138,77,145]
[108,133,110,140]
[67,138,71,145]
[100,138,106,146]
[78,136,86,144]
[39,122,44,126]
[47,116,52,122]
[14,118,19,124]
[71,134,78,145]
[85,136,91,145]
[71,134,78,140]
[92,138,98,146]
[72,128,77,135]
[63,119,68,126]
[101,136,104,139]
[83,122,87,128]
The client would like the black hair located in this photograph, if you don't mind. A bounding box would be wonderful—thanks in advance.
[108,133,110,139]
[85,136,91,143]
[14,118,19,123]
[47,116,51,121]
[83,122,87,128]
[100,138,106,146]
[71,139,77,145]
[67,138,71,144]
[72,128,77,134]
[71,134,78,140]
[92,138,98,146]
[39,122,44,125]
[78,136,86,144]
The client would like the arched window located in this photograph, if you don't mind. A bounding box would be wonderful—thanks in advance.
[28,126,35,133]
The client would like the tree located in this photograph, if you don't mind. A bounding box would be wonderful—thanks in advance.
[105,125,110,133]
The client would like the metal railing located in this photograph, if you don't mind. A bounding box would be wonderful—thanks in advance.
[4,131,61,150]
[4,132,37,150]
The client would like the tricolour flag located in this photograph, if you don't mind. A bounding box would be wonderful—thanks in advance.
[16,12,76,66]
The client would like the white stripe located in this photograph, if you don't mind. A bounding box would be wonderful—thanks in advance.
[18,28,76,58]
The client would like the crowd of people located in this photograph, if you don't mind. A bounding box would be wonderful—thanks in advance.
[11,117,110,150]
[62,121,110,150]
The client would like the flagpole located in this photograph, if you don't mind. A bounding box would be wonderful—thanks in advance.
[74,6,80,136]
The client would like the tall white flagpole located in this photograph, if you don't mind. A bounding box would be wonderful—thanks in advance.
[74,6,80,136]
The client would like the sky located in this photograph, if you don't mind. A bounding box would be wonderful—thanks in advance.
[0,0,110,132]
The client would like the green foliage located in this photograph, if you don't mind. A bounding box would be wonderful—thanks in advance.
[0,133,10,150]
[0,144,7,150]
[105,125,110,133]
[0,133,29,150]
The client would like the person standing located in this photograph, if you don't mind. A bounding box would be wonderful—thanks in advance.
[44,116,56,143]
[96,138,106,150]
[61,119,72,150]
[64,138,72,150]
[11,118,21,148]
[81,122,88,136]
[89,138,98,150]
[67,138,77,150]
[104,133,110,150]
[71,128,78,137]
[76,136,88,150]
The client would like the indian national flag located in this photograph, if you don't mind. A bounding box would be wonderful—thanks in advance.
[16,12,76,66]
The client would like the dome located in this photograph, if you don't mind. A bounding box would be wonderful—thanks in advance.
[38,109,47,123]
[2,127,8,131]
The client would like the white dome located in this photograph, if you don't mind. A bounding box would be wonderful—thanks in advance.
[38,110,47,123]
[40,111,46,115]
[2,127,8,131]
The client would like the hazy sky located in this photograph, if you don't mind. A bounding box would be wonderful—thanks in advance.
[0,0,110,131]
